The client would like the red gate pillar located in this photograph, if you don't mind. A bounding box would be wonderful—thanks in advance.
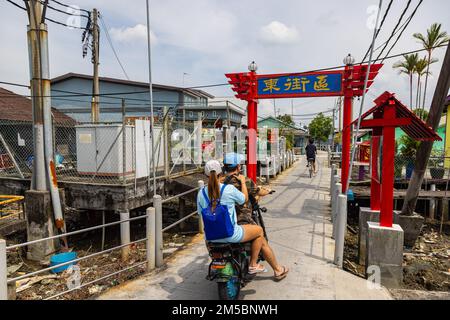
[380,105,396,227]
[341,68,353,193]
[247,99,258,183]
[370,134,381,210]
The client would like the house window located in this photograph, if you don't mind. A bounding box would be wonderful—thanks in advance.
[189,111,194,118]
[212,111,217,118]
[201,111,205,117]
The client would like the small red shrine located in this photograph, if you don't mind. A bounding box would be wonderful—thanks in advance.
[352,92,441,227]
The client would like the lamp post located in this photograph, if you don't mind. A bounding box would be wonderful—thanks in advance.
[247,61,258,182]
[341,53,355,194]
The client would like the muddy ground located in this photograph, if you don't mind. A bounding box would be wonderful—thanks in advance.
[343,210,450,294]
[4,199,199,300]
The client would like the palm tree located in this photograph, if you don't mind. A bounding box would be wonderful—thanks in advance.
[413,23,450,111]
[414,56,437,114]
[393,53,419,109]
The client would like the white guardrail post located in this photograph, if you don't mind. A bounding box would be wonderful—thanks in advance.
[332,181,341,237]
[265,157,270,184]
[146,207,156,271]
[153,195,163,267]
[0,239,7,300]
[330,164,336,195]
[334,194,348,268]
[198,181,205,234]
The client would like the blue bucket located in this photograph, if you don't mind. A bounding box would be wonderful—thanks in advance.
[50,252,77,273]
[347,189,355,202]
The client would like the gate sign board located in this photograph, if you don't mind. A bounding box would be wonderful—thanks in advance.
[256,71,344,99]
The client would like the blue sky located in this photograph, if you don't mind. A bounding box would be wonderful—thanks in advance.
[1,0,449,125]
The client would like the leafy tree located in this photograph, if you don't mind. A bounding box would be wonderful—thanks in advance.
[393,53,419,108]
[308,113,333,144]
[276,114,295,149]
[276,114,295,126]
[414,56,437,113]
[413,23,449,112]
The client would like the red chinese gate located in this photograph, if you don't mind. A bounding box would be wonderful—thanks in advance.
[226,62,383,184]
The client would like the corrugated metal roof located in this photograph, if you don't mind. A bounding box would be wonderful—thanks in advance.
[351,91,441,142]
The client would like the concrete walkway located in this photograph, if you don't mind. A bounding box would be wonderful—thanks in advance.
[99,153,392,300]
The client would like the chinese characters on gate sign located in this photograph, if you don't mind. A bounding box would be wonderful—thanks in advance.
[257,72,343,97]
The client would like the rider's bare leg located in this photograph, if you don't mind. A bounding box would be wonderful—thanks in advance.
[241,224,264,267]
[241,224,285,275]
[259,237,285,275]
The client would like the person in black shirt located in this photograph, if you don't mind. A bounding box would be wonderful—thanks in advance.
[305,138,317,174]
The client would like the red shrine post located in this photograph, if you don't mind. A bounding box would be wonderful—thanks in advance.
[356,92,441,227]
[226,60,382,184]
[341,58,383,193]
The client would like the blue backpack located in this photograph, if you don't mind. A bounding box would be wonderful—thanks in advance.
[200,184,234,241]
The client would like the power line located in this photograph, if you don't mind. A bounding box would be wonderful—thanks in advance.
[1,44,447,99]
[6,0,89,29]
[38,0,89,18]
[6,0,26,10]
[49,0,90,14]
[375,0,413,61]
[361,0,393,62]
[381,0,424,63]
[98,14,130,80]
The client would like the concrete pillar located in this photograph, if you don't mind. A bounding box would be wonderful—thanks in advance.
[429,184,436,220]
[366,222,404,288]
[146,207,156,271]
[25,190,59,261]
[334,194,347,268]
[332,182,341,236]
[0,239,7,300]
[153,195,163,267]
[330,165,336,195]
[120,210,130,262]
[358,207,380,265]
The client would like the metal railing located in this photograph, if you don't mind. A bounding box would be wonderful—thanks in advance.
[0,184,202,300]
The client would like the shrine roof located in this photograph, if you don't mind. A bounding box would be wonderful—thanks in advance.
[351,91,441,141]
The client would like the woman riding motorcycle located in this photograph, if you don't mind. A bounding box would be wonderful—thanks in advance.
[197,159,288,280]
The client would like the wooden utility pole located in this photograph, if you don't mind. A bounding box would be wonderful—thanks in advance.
[91,8,100,123]
[401,43,450,216]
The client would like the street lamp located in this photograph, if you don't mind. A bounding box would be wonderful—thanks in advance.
[248,61,258,72]
[343,53,355,66]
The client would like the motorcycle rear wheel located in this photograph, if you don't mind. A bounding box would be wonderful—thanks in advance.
[218,278,240,300]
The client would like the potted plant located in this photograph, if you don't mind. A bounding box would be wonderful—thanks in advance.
[429,148,445,179]
[399,135,420,180]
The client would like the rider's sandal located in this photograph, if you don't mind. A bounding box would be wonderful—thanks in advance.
[274,266,289,281]
[248,264,267,274]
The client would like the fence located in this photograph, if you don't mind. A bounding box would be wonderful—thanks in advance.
[331,146,448,182]
[0,106,204,186]
[0,182,201,300]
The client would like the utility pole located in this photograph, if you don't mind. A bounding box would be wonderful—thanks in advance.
[401,43,450,216]
[91,8,100,123]
[273,99,276,117]
[291,99,294,119]
[25,0,65,260]
[28,0,46,191]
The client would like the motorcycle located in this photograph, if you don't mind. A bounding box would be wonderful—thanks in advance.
[205,191,274,300]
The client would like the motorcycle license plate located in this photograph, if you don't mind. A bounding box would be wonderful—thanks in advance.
[211,260,227,269]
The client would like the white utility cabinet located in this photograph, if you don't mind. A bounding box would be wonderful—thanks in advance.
[76,121,165,178]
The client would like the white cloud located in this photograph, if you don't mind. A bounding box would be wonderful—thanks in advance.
[259,21,299,44]
[109,24,157,44]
